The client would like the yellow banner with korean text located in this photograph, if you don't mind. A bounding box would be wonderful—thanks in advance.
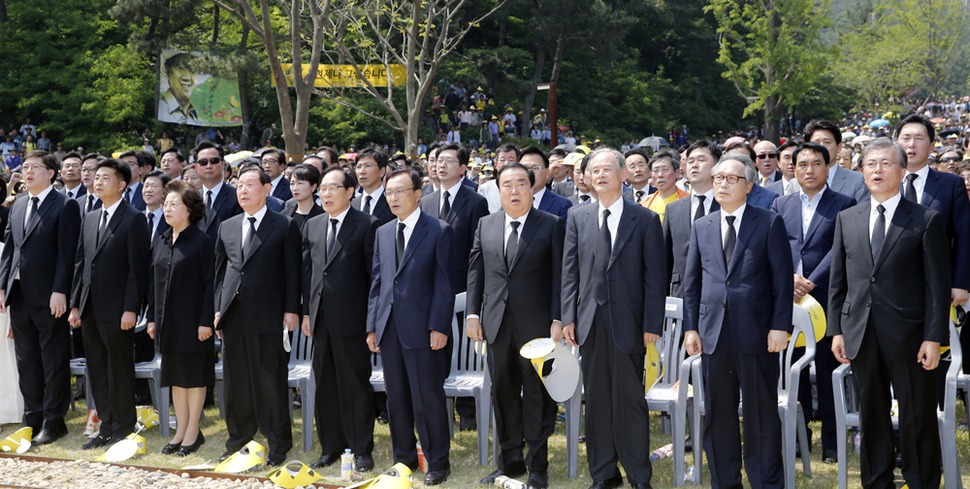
[275,63,406,88]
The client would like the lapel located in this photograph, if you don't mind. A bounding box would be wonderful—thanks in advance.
[323,209,354,270]
[873,198,912,271]
[851,202,876,270]
[444,186,468,224]
[396,213,429,276]
[487,214,510,275]
[24,191,54,240]
[242,211,273,266]
[802,190,834,246]
[10,197,26,243]
[727,207,760,276]
[510,208,541,271]
[919,169,939,208]
[608,201,637,269]
[94,201,129,257]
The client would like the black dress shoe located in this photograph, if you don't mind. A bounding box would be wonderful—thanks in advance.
[527,471,549,489]
[266,454,285,467]
[823,448,838,463]
[587,475,624,489]
[161,442,181,455]
[176,432,205,457]
[310,452,342,469]
[34,425,68,445]
[355,453,375,472]
[219,449,236,462]
[481,467,527,484]
[81,434,112,450]
[458,416,477,431]
[424,467,450,486]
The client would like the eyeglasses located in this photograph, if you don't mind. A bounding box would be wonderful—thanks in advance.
[196,157,221,166]
[862,161,900,170]
[385,188,416,198]
[262,158,280,165]
[22,164,48,172]
[651,167,674,175]
[319,184,347,193]
[437,158,462,166]
[756,153,778,160]
[524,164,545,173]
[355,163,377,170]
[713,174,746,185]
[81,167,96,173]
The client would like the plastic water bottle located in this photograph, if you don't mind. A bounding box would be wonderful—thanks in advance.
[341,448,354,480]
[684,465,696,484]
[494,475,527,489]
[416,441,427,473]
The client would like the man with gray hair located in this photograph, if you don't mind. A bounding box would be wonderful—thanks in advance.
[683,153,793,488]
[640,149,688,223]
[562,148,666,489]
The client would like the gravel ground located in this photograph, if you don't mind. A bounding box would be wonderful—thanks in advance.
[0,457,331,489]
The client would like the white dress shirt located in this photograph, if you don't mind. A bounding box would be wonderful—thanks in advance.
[24,185,54,228]
[598,198,625,249]
[360,186,385,216]
[690,189,714,218]
[440,181,463,214]
[533,187,547,209]
[241,205,269,242]
[903,164,930,203]
[869,193,901,241]
[721,203,746,247]
[397,207,422,249]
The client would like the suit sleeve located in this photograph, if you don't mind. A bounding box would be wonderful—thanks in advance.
[146,251,156,323]
[923,211,951,344]
[826,214,847,337]
[550,217,565,321]
[54,199,82,295]
[642,212,666,335]
[854,180,870,204]
[946,178,970,290]
[123,213,151,314]
[199,236,215,328]
[430,224,456,335]
[301,229,313,317]
[0,208,14,291]
[283,219,302,315]
[560,211,580,326]
[767,214,794,332]
[465,221,485,316]
[806,198,855,292]
[364,218,378,281]
[558,199,572,226]
[683,224,702,333]
[213,223,227,325]
[662,212,674,294]
[70,217,86,309]
[366,229,382,334]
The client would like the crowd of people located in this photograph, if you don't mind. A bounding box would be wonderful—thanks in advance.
[0,107,967,489]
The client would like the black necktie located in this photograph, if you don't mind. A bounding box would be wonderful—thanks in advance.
[363,195,372,215]
[206,190,213,209]
[506,221,520,268]
[904,174,918,202]
[396,222,406,267]
[327,218,338,259]
[694,195,706,221]
[580,194,590,202]
[440,190,451,219]
[147,212,155,243]
[724,215,737,268]
[593,210,611,305]
[67,190,74,199]
[86,194,95,213]
[871,204,886,260]
[636,190,644,202]
[97,209,109,243]
[243,216,257,256]
[124,187,132,203]
[27,196,39,226]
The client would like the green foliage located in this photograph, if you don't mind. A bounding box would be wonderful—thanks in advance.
[308,97,397,149]
[82,44,154,129]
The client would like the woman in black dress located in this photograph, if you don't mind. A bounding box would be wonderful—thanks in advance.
[282,163,323,230]
[146,180,214,456]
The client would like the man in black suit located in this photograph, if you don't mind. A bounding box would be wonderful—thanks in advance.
[519,146,572,227]
[142,171,172,248]
[770,142,856,463]
[196,143,242,241]
[159,147,185,181]
[366,169,455,486]
[829,138,950,489]
[561,148,666,489]
[59,152,86,200]
[119,150,147,211]
[352,148,395,224]
[77,154,103,216]
[261,148,292,201]
[68,158,150,449]
[0,150,81,444]
[213,166,302,466]
[683,155,793,489]
[303,167,379,472]
[664,140,719,297]
[467,163,564,489]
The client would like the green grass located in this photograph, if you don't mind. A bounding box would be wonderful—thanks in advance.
[3,392,970,488]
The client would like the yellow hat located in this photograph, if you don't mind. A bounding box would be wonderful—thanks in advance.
[0,427,32,454]
[214,440,267,473]
[562,152,584,168]
[644,342,662,393]
[136,406,159,429]
[792,295,826,347]
[267,461,325,488]
[574,145,592,155]
[345,463,414,489]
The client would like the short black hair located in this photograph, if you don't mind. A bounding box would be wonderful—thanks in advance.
[321,166,358,188]
[495,143,520,160]
[81,152,103,164]
[623,147,650,162]
[97,158,132,185]
[356,147,389,169]
[384,168,422,190]
[724,141,756,161]
[518,146,549,168]
[792,141,831,167]
[194,141,224,159]
[894,114,936,141]
[778,140,800,153]
[119,150,145,168]
[291,163,321,186]
[314,146,339,164]
[437,144,470,167]
[62,151,83,162]
[496,162,535,187]
[237,164,271,185]
[303,154,326,170]
[144,170,172,187]
[25,150,60,183]
[686,139,722,161]
[548,147,568,159]
[260,147,286,164]
[804,120,842,146]
[138,150,156,169]
[161,147,186,163]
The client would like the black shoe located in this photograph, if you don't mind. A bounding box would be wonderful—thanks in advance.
[34,424,68,445]
[311,452,342,469]
[527,471,548,489]
[266,454,285,467]
[292,393,302,409]
[176,432,205,457]
[458,416,477,431]
[823,448,838,464]
[424,467,451,486]
[82,434,112,450]
[587,475,623,489]
[376,412,389,425]
[481,467,527,484]
[161,442,181,455]
[219,449,236,462]
[73,381,86,401]
[355,453,375,472]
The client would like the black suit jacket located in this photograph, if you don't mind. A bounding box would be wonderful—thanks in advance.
[352,192,395,225]
[70,200,151,322]
[466,208,564,343]
[272,177,293,201]
[0,190,81,307]
[420,184,489,294]
[146,209,170,250]
[282,202,324,227]
[127,182,146,212]
[916,168,970,290]
[828,198,950,359]
[663,194,719,297]
[214,209,302,334]
[303,207,379,336]
[147,225,215,353]
[76,193,102,218]
[199,185,243,241]
[561,200,666,354]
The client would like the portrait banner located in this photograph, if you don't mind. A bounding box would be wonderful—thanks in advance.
[157,49,243,127]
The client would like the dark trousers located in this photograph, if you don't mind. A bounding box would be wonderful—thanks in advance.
[853,328,940,489]
[9,287,70,431]
[380,319,451,472]
[795,335,838,451]
[580,305,652,485]
[702,317,782,489]
[312,327,375,455]
[222,327,292,457]
[80,314,135,439]
[487,318,557,474]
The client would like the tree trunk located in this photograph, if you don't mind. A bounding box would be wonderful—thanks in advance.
[0,0,7,28]
[764,95,781,144]
[212,3,220,45]
[238,26,251,149]
[521,27,547,139]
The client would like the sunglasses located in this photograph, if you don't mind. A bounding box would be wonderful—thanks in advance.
[756,153,778,160]
[196,157,222,166]
[941,157,961,164]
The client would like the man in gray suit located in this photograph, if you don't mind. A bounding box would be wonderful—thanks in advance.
[562,148,666,489]
[805,120,869,202]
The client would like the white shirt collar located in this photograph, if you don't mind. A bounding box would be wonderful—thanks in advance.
[28,185,54,204]
[327,206,350,222]
[799,185,826,204]
[244,205,269,225]
[598,196,624,220]
[722,202,747,221]
[442,180,463,199]
[870,192,902,214]
[399,207,421,229]
[827,164,839,185]
[906,164,930,181]
[270,174,284,191]
[102,198,122,217]
[203,180,225,200]
[362,185,385,200]
[533,187,546,208]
